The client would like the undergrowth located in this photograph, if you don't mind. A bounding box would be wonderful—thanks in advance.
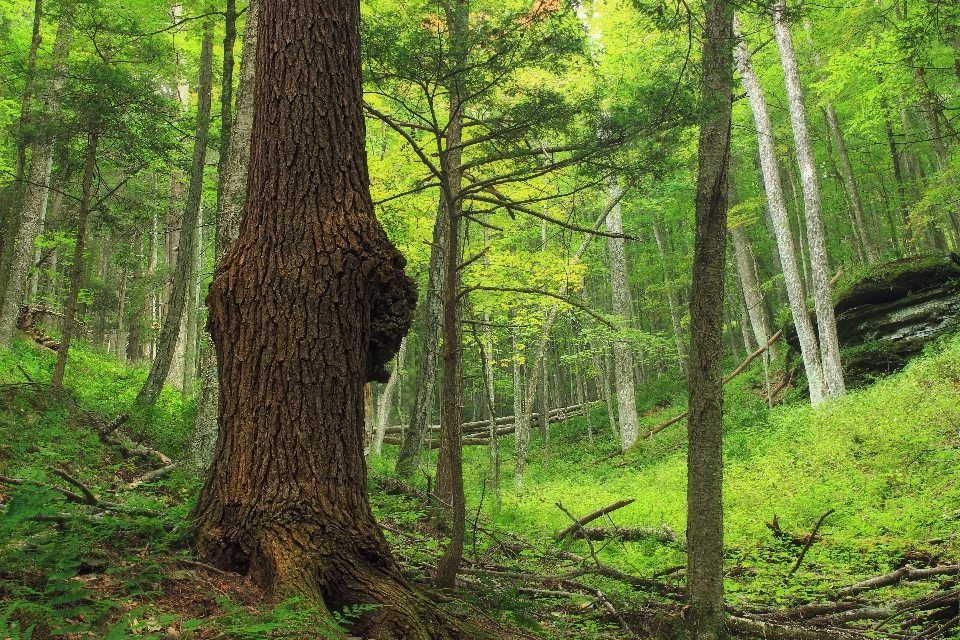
[3,330,960,637]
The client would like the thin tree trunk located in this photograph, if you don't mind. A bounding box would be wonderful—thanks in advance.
[52,131,98,389]
[772,0,845,400]
[735,15,826,405]
[395,197,445,478]
[189,0,258,470]
[373,336,406,455]
[0,18,71,347]
[136,26,214,406]
[825,105,878,262]
[434,54,466,589]
[182,205,201,398]
[605,178,640,449]
[652,211,689,374]
[687,0,733,636]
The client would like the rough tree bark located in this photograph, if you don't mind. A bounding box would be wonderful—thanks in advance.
[191,0,469,635]
[772,0,845,400]
[136,26,214,406]
[686,0,733,637]
[189,0,258,471]
[734,15,826,405]
[0,18,71,348]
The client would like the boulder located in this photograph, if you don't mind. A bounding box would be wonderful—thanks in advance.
[785,254,960,387]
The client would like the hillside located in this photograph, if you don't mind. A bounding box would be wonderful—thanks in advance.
[3,332,960,638]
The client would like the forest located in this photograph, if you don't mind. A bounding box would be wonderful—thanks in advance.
[1,0,960,637]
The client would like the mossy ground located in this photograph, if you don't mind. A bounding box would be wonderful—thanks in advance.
[3,331,960,637]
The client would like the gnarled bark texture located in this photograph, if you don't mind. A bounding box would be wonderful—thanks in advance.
[192,1,467,637]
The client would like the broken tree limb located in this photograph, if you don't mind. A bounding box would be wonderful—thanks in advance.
[789,508,835,575]
[640,329,784,441]
[126,463,178,489]
[556,498,635,540]
[48,468,97,505]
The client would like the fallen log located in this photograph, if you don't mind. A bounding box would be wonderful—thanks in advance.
[571,525,681,544]
[836,565,960,599]
[557,498,635,541]
[726,615,858,639]
[380,436,503,449]
[382,402,595,435]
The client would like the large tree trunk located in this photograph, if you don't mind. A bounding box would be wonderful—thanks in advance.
[605,178,640,449]
[0,18,71,348]
[687,1,733,637]
[734,16,826,406]
[136,27,214,406]
[772,0,845,400]
[0,0,45,293]
[395,199,445,478]
[189,0,258,470]
[191,0,466,635]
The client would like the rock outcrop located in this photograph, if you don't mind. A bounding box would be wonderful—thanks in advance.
[786,254,960,386]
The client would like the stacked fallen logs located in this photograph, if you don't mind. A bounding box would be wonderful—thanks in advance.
[381,402,596,448]
[16,305,60,350]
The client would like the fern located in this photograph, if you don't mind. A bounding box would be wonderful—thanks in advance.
[0,602,34,640]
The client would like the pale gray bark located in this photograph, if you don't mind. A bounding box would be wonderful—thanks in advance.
[395,197,445,478]
[731,226,776,360]
[605,177,639,450]
[188,0,257,471]
[735,15,826,405]
[0,18,71,348]
[182,205,201,399]
[373,336,406,455]
[825,105,878,263]
[771,1,845,400]
[802,20,877,263]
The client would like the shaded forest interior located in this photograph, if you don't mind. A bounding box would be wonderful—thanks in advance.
[2,0,960,637]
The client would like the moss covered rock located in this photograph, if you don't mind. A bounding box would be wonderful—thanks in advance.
[786,254,960,387]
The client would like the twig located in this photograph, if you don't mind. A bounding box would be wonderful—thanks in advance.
[16,364,32,382]
[556,501,601,567]
[788,508,834,575]
[48,468,98,505]
[557,498,635,540]
[640,330,783,440]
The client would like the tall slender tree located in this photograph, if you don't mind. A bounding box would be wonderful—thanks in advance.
[772,0,845,399]
[686,0,734,637]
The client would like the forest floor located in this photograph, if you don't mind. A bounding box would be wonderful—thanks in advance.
[2,331,960,638]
